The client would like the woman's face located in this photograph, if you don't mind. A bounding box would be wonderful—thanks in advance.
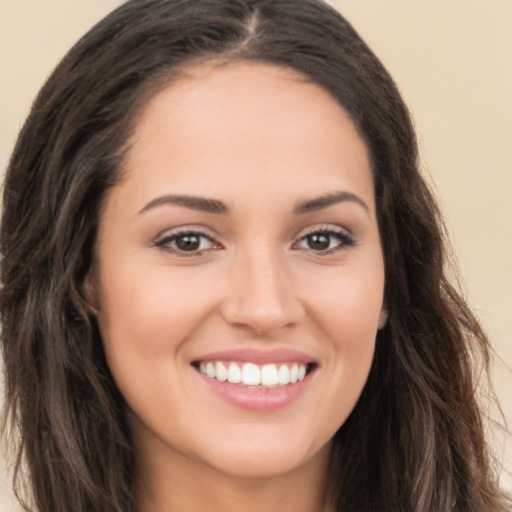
[90,62,387,481]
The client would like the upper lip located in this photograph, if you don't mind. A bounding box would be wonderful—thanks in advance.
[192,347,317,365]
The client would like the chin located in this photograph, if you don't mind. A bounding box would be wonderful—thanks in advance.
[193,433,332,480]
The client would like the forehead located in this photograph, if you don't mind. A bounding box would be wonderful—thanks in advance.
[116,61,374,215]
[131,61,363,146]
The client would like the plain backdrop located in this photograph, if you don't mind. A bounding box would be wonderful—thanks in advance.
[1,1,511,510]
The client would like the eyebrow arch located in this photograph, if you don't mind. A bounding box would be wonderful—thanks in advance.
[294,191,370,215]
[138,194,229,215]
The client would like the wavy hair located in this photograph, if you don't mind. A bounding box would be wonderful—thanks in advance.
[1,1,508,510]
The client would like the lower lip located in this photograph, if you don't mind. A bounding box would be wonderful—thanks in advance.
[196,370,314,412]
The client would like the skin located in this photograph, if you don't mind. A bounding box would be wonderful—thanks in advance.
[89,62,387,512]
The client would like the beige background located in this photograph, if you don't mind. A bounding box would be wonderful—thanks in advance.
[1,1,511,510]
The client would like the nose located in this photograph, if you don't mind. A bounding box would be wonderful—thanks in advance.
[219,246,304,336]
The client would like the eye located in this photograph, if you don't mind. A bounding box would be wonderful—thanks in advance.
[154,230,220,256]
[293,228,356,254]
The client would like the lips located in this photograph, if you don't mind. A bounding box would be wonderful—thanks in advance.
[191,348,317,411]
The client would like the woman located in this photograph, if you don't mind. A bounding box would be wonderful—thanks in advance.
[1,0,509,511]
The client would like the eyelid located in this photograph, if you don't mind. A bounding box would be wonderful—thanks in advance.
[153,225,223,255]
[292,224,357,254]
[151,223,356,257]
[154,224,217,241]
[296,224,353,238]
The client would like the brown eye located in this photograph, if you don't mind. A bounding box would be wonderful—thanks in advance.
[175,234,201,251]
[306,233,331,251]
[155,231,219,255]
[294,228,356,254]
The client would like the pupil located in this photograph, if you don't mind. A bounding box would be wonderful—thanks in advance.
[176,234,200,251]
[308,233,330,250]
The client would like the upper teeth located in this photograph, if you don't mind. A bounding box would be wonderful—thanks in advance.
[198,361,308,387]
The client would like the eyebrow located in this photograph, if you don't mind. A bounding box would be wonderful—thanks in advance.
[138,194,228,215]
[138,190,370,216]
[293,191,370,215]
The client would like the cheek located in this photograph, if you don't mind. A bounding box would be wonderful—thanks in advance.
[302,263,384,405]
[95,263,218,385]
[305,260,385,341]
[319,287,380,364]
[98,259,214,334]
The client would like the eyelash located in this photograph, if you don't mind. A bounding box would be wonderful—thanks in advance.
[154,229,220,256]
[153,226,356,257]
[292,227,356,254]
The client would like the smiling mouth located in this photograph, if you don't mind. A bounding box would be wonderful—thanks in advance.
[193,361,317,388]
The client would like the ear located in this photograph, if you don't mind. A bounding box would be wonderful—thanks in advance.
[83,268,99,315]
[378,306,388,330]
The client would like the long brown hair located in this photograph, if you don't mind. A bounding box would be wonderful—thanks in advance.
[1,1,508,511]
